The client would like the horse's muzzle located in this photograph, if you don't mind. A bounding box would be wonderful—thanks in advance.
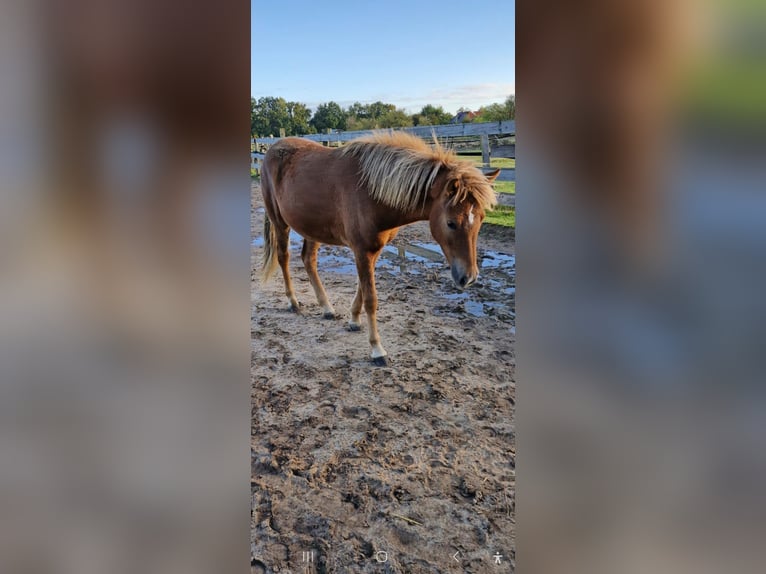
[451,264,477,289]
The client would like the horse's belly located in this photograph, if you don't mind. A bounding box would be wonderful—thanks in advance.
[300,229,346,246]
[281,206,346,246]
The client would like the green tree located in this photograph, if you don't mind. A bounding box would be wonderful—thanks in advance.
[345,102,372,130]
[345,101,414,130]
[475,95,515,122]
[377,108,413,128]
[251,96,290,137]
[287,101,312,135]
[366,101,396,120]
[251,97,316,136]
[346,101,368,120]
[412,104,452,126]
[505,95,516,119]
[251,98,257,136]
[310,101,347,132]
[345,116,377,131]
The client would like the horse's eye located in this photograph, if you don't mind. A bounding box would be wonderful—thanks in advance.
[447,220,457,230]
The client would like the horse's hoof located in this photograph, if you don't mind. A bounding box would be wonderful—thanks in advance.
[371,355,389,367]
[288,304,301,314]
[347,323,361,332]
[323,311,337,320]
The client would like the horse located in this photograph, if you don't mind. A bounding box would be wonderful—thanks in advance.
[259,131,500,365]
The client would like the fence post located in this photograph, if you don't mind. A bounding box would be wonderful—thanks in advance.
[279,128,286,138]
[480,134,490,168]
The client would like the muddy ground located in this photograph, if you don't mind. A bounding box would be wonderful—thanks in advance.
[251,181,515,573]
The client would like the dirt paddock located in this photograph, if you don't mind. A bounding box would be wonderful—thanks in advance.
[251,181,516,572]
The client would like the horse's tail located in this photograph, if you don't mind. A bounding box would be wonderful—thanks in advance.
[259,152,281,284]
[261,212,279,284]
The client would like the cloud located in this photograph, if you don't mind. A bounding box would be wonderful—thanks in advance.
[261,83,515,115]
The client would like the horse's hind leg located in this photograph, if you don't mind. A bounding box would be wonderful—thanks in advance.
[274,224,300,312]
[348,282,363,331]
[348,249,381,332]
[301,239,336,319]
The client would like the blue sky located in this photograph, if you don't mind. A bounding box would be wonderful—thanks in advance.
[251,0,514,114]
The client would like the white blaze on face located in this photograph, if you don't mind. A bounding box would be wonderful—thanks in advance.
[467,206,475,226]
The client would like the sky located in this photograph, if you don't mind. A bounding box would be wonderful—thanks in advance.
[251,0,514,115]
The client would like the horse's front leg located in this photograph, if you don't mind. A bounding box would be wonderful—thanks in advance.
[353,248,387,365]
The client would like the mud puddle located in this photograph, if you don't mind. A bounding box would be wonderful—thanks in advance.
[328,240,515,321]
[250,229,516,322]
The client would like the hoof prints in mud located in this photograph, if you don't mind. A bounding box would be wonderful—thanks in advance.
[252,182,515,572]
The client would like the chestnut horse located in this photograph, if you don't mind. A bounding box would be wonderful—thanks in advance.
[260,131,499,365]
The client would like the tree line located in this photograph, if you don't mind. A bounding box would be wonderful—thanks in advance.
[251,95,515,138]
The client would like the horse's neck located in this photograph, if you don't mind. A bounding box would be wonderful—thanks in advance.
[371,196,433,231]
[396,201,432,227]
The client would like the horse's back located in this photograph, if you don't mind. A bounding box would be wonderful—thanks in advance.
[263,138,325,189]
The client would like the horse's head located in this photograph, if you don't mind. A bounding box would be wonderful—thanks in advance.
[429,167,500,289]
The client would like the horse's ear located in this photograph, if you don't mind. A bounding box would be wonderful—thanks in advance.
[430,170,459,198]
[439,177,461,199]
[485,168,501,183]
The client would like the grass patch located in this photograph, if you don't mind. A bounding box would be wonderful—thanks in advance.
[459,155,516,169]
[493,180,515,195]
[485,205,515,228]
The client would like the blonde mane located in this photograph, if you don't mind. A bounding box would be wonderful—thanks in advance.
[339,131,497,213]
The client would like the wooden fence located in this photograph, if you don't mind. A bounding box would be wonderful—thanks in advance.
[251,121,515,181]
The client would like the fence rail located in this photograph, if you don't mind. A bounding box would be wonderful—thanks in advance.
[251,120,515,181]
[253,120,514,145]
